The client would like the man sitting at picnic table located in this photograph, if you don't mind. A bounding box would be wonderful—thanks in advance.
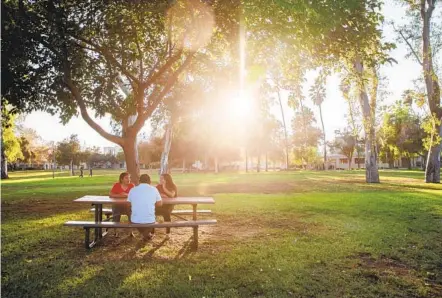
[127,174,162,240]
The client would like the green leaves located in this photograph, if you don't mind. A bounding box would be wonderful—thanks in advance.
[55,134,81,166]
[309,72,327,107]
[1,106,23,163]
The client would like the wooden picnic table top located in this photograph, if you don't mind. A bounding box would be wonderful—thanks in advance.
[74,195,215,205]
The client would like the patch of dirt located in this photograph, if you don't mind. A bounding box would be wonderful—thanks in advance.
[349,252,411,276]
[2,200,87,220]
[178,181,312,196]
[80,213,321,262]
[347,252,442,297]
[355,252,411,276]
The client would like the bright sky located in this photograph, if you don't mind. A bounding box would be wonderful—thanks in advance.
[23,3,423,148]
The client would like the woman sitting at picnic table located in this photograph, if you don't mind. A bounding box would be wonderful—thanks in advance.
[154,173,177,235]
[109,172,134,225]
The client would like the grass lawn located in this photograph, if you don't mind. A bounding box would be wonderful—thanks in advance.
[1,169,442,297]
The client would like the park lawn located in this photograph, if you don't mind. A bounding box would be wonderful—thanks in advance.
[1,170,442,297]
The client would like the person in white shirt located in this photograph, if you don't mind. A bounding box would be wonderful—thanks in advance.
[127,174,162,239]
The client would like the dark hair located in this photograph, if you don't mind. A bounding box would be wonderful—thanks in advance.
[139,174,151,184]
[161,173,177,197]
[119,172,129,183]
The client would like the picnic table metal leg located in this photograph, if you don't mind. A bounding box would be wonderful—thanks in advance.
[93,203,102,241]
[85,228,90,249]
[84,228,98,249]
[192,204,197,221]
[98,204,103,239]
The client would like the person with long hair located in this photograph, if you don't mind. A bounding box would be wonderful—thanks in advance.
[155,173,177,235]
[109,172,134,225]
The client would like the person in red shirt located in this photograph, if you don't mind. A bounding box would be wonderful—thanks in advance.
[155,173,178,236]
[109,172,134,224]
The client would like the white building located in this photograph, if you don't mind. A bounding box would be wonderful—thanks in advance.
[102,146,122,156]
[326,153,424,170]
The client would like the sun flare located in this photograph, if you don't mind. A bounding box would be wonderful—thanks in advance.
[232,92,252,119]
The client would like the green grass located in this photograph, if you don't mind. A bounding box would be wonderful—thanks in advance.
[2,169,442,297]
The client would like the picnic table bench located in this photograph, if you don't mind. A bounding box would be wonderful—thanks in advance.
[64,195,216,250]
[89,208,213,221]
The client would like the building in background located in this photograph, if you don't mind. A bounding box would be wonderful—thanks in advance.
[102,146,122,156]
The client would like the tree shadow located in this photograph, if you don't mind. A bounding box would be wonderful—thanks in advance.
[120,236,170,260]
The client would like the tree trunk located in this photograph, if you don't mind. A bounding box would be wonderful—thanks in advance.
[389,159,394,169]
[265,152,268,172]
[160,124,173,175]
[353,58,380,183]
[245,149,248,172]
[214,156,219,173]
[318,104,326,170]
[348,152,353,170]
[421,2,441,183]
[204,153,208,171]
[1,145,8,179]
[348,96,360,170]
[365,127,380,183]
[70,160,74,176]
[122,136,140,185]
[277,87,289,169]
[182,159,186,173]
[425,138,441,183]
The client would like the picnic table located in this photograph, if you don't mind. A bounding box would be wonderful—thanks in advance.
[65,195,216,249]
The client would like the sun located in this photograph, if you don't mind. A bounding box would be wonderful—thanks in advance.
[232,92,252,119]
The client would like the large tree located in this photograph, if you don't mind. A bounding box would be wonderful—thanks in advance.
[55,134,81,175]
[1,106,23,178]
[330,129,357,170]
[291,106,323,169]
[310,72,328,170]
[244,0,392,182]
[378,99,425,169]
[340,77,364,169]
[395,0,441,182]
[2,0,238,183]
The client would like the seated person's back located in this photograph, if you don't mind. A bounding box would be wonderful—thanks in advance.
[128,174,162,224]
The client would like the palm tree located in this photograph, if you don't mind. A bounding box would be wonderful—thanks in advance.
[309,74,327,170]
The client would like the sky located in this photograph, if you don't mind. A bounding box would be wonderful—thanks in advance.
[23,2,424,149]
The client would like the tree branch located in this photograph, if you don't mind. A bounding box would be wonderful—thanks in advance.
[129,54,195,134]
[64,77,124,146]
[149,54,195,112]
[142,20,193,89]
[427,0,435,17]
[143,50,184,88]
[132,24,143,82]
[395,27,423,66]
[69,35,140,85]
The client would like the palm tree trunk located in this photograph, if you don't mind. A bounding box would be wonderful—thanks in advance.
[276,87,289,169]
[318,104,326,170]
